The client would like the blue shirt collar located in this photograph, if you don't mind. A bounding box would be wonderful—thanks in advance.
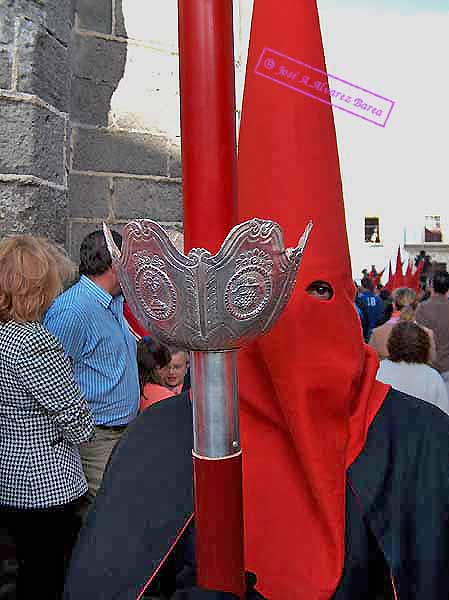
[79,275,114,309]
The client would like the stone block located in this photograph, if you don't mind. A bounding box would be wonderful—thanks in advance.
[168,141,182,178]
[77,0,112,34]
[43,0,73,46]
[73,128,168,177]
[15,1,44,21]
[72,34,126,86]
[113,177,182,221]
[113,0,126,37]
[0,48,11,89]
[70,76,113,126]
[0,99,66,184]
[11,0,72,45]
[0,181,67,244]
[17,19,70,112]
[0,0,15,45]
[69,172,110,218]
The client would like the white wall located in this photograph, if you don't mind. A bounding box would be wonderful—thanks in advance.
[317,3,449,277]
[110,1,448,277]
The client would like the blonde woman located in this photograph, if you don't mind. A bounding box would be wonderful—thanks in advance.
[369,287,436,363]
[0,236,95,600]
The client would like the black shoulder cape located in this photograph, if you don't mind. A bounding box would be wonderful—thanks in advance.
[336,388,449,599]
[64,389,449,600]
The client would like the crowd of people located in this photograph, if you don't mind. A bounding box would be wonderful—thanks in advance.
[2,229,449,599]
[355,269,449,414]
[0,231,190,600]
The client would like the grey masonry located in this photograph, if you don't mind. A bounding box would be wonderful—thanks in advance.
[0,0,183,259]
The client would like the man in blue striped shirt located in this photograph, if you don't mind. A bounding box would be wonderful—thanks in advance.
[44,230,140,504]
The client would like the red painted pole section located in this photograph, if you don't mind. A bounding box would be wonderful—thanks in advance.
[177,1,244,597]
[178,0,238,255]
[193,454,245,597]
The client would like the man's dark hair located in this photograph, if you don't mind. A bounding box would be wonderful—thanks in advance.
[79,230,122,277]
[361,276,374,292]
[379,288,391,301]
[432,270,449,295]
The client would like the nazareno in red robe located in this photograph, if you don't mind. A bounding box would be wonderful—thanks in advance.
[62,2,449,599]
[236,0,388,597]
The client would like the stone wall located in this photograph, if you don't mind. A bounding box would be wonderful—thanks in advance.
[0,0,183,257]
[0,0,72,244]
[0,1,251,257]
[69,0,183,260]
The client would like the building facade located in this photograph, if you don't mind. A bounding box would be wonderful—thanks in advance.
[1,0,446,277]
[0,0,184,259]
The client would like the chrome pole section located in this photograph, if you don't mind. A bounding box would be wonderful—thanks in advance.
[191,350,240,458]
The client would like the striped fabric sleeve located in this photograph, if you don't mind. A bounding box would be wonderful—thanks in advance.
[44,306,88,361]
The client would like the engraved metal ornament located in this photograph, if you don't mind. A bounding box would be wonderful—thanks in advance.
[104,218,312,351]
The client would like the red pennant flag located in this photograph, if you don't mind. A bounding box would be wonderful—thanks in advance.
[237,1,389,597]
[384,260,395,291]
[383,260,393,290]
[404,259,413,288]
[392,246,405,289]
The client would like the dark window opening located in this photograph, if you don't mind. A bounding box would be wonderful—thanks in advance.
[424,216,442,243]
[364,217,381,244]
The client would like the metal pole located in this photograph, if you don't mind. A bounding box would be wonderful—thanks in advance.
[177,1,244,596]
[191,351,244,596]
[191,351,240,458]
[177,0,238,256]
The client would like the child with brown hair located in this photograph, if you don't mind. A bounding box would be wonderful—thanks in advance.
[137,337,173,410]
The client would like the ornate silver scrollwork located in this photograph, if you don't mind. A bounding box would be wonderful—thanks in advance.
[104,218,312,351]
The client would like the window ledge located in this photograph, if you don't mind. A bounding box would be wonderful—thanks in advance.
[405,242,449,248]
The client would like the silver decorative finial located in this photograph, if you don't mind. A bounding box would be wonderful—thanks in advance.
[104,218,312,351]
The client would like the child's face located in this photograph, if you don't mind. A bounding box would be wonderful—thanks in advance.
[157,352,188,389]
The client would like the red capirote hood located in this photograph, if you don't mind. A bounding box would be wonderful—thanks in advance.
[237,0,389,597]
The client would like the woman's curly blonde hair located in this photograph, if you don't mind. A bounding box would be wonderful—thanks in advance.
[0,235,73,323]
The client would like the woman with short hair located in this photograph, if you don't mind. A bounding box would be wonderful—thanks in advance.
[376,321,449,414]
[0,235,95,600]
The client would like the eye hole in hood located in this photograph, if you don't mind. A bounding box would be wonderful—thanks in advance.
[306,280,334,301]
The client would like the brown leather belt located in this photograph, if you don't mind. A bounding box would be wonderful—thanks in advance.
[96,424,128,433]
